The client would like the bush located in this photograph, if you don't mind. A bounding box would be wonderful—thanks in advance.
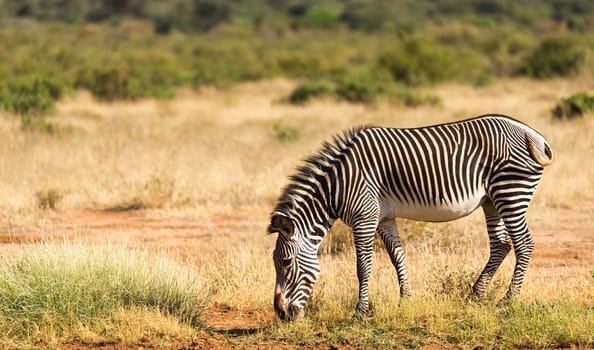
[0,76,66,115]
[303,6,340,28]
[192,0,232,32]
[272,51,329,79]
[551,92,594,119]
[76,64,137,100]
[75,53,180,100]
[378,38,463,86]
[335,76,383,103]
[192,47,268,86]
[518,37,586,79]
[286,81,332,104]
[339,0,394,32]
[286,78,441,107]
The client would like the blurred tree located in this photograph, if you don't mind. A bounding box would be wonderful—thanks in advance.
[339,0,393,31]
[1,0,90,21]
[550,0,594,31]
[102,0,146,15]
[0,0,593,33]
[192,0,232,31]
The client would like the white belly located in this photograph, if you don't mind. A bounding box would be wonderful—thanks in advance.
[382,193,486,222]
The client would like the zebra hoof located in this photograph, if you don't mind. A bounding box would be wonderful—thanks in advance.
[398,293,412,307]
[353,311,373,321]
[466,292,484,304]
[496,297,513,307]
[353,304,373,320]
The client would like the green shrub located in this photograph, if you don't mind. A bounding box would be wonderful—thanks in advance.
[339,0,394,32]
[551,92,594,119]
[192,0,232,32]
[76,65,135,100]
[519,37,586,79]
[192,47,267,86]
[0,76,66,116]
[273,52,328,79]
[286,81,332,104]
[473,72,494,87]
[303,6,340,28]
[378,38,463,86]
[75,53,180,100]
[335,76,383,103]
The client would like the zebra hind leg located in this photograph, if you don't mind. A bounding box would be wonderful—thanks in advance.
[487,196,535,304]
[471,200,511,301]
[502,215,534,302]
[377,218,411,299]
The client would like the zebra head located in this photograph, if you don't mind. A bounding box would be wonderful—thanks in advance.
[268,212,323,321]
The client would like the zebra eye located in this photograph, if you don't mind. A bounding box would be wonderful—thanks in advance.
[282,257,293,267]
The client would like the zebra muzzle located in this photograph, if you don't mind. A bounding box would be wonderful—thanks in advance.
[274,292,289,321]
[274,293,304,321]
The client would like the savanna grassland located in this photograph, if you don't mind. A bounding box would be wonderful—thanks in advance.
[1,1,594,348]
[1,78,593,349]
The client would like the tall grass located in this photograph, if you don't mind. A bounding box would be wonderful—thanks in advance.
[0,241,208,347]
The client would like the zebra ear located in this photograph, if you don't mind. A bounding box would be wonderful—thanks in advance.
[268,214,295,241]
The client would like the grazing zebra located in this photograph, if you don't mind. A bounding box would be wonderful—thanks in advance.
[268,114,554,321]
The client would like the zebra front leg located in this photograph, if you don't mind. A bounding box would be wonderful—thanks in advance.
[353,226,376,318]
[377,218,411,298]
[471,200,511,300]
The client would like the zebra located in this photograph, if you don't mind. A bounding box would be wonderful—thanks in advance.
[267,114,554,321]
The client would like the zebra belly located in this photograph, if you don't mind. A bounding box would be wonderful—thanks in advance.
[382,193,486,222]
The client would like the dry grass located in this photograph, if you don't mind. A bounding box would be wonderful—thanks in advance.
[1,78,592,217]
[0,78,593,348]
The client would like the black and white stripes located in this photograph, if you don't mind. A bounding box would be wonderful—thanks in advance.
[268,114,554,320]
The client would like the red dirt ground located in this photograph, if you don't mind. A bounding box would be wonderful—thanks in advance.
[1,204,592,349]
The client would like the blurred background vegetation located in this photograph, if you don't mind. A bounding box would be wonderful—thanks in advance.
[1,0,594,115]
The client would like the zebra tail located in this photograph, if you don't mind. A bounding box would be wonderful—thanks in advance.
[525,133,555,167]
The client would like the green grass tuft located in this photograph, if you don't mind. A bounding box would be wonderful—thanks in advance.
[0,242,208,347]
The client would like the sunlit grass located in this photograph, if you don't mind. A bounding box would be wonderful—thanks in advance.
[263,251,594,348]
[193,230,593,348]
[0,241,208,348]
[0,78,593,348]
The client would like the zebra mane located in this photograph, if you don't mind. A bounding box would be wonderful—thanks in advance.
[273,125,373,214]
